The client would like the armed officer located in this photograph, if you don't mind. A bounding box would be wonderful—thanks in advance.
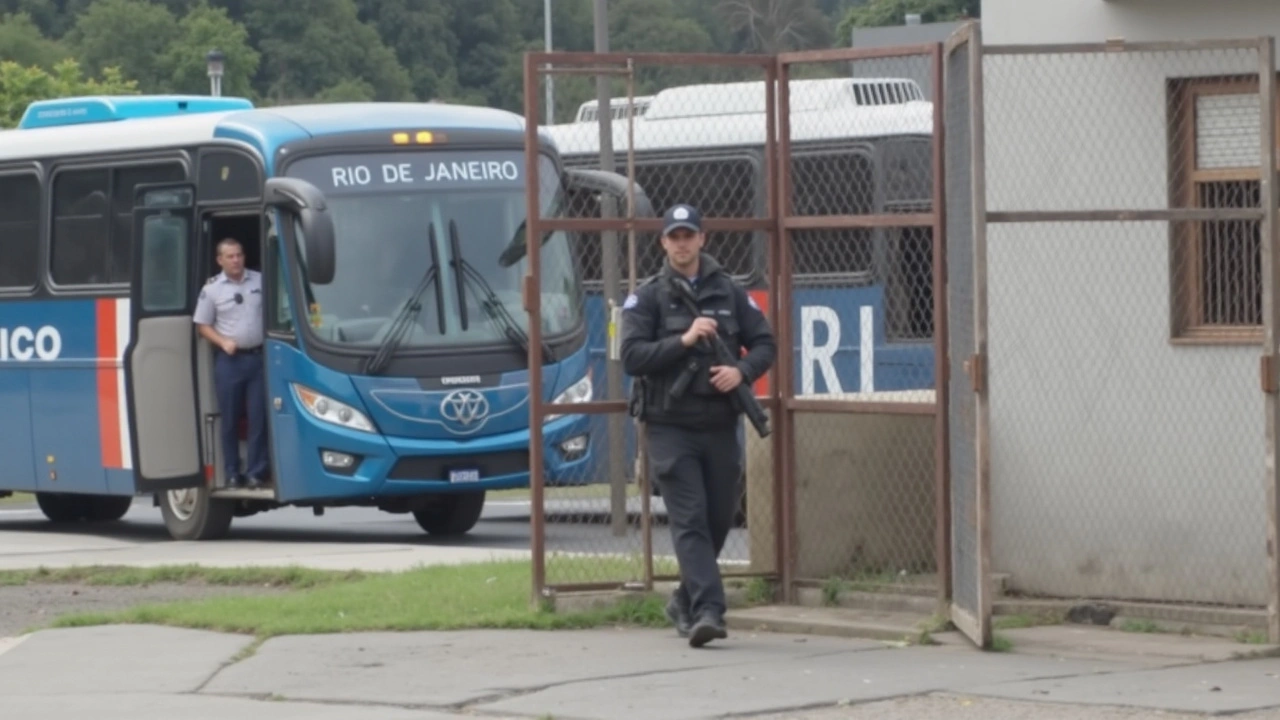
[621,204,776,648]
[194,238,269,489]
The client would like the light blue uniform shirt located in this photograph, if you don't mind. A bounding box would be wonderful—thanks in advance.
[193,269,265,349]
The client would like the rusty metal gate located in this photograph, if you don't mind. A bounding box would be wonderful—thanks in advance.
[521,44,958,641]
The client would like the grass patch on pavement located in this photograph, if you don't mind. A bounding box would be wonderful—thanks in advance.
[0,492,34,506]
[0,564,355,589]
[33,559,669,638]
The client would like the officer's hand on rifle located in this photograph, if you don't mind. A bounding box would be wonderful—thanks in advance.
[708,365,743,393]
[681,317,717,347]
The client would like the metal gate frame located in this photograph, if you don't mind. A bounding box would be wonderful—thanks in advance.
[520,45,972,637]
[772,45,954,615]
[941,20,992,650]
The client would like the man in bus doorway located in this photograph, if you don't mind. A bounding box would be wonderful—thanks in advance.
[194,238,269,489]
[620,204,777,648]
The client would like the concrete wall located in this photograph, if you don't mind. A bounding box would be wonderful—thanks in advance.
[977,0,1280,606]
[982,0,1280,46]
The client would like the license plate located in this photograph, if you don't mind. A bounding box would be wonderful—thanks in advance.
[449,468,481,483]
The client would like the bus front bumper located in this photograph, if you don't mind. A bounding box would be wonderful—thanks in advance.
[276,411,595,502]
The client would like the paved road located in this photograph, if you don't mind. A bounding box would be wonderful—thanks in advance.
[3,623,1279,720]
[0,494,752,572]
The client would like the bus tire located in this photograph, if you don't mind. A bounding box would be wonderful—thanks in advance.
[86,495,135,522]
[412,491,486,536]
[35,493,87,523]
[35,493,134,523]
[158,487,234,541]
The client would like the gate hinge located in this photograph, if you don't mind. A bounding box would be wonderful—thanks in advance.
[964,353,985,395]
[1263,354,1278,394]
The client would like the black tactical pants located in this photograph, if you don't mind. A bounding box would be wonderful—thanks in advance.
[646,420,743,620]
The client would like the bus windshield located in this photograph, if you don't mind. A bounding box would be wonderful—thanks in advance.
[282,148,582,354]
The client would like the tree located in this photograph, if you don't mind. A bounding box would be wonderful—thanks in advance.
[0,58,138,128]
[68,0,179,92]
[161,2,260,98]
[839,0,977,34]
[356,0,458,102]
[0,12,67,69]
[246,0,411,103]
[716,0,832,54]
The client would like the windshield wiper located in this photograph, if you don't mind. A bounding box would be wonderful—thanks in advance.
[363,224,444,376]
[448,219,556,364]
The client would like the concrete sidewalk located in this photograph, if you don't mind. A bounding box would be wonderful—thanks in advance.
[2,621,1278,719]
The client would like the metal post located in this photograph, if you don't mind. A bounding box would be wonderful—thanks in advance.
[930,42,953,616]
[544,0,555,124]
[1257,35,1280,644]
[594,0,627,537]
[523,52,548,608]
[205,49,225,98]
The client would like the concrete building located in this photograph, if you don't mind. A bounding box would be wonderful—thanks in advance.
[850,17,964,101]
[974,0,1280,608]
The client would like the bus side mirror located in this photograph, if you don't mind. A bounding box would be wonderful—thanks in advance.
[564,168,655,218]
[264,177,336,285]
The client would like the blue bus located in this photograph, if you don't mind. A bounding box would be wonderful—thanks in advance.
[0,94,631,540]
[543,77,938,492]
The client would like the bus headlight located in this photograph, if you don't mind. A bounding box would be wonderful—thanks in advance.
[291,383,376,433]
[544,373,593,422]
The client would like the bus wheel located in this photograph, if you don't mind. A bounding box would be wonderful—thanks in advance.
[35,493,134,523]
[412,491,486,536]
[86,495,134,522]
[35,493,87,523]
[159,487,234,541]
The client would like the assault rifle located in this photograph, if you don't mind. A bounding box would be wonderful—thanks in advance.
[667,275,771,439]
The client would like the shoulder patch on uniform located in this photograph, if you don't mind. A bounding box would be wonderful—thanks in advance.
[623,293,638,310]
[199,289,207,300]
[206,275,217,285]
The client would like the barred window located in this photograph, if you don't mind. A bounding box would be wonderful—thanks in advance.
[1169,76,1273,342]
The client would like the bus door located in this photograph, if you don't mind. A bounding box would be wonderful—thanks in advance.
[123,183,205,493]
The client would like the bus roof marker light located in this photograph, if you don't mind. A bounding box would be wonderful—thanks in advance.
[392,132,410,144]
[416,131,434,144]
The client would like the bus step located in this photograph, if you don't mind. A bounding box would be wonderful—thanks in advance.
[211,488,275,501]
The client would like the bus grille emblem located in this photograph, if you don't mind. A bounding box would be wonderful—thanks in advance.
[440,389,489,427]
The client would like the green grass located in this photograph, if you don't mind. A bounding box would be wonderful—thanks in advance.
[993,610,1066,630]
[0,564,355,589]
[1236,629,1270,645]
[0,492,33,506]
[19,560,670,639]
[1119,618,1163,634]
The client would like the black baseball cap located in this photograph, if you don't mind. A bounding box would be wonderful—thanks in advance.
[662,204,702,236]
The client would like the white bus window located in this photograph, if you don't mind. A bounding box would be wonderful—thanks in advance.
[0,174,39,290]
[51,162,186,287]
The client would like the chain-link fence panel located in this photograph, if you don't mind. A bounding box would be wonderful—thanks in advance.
[978,38,1277,626]
[778,46,946,601]
[525,53,779,597]
[944,23,989,648]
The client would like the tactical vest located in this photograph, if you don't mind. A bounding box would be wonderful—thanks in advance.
[639,271,743,430]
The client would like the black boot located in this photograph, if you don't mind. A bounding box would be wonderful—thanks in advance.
[665,590,692,638]
[688,611,728,648]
